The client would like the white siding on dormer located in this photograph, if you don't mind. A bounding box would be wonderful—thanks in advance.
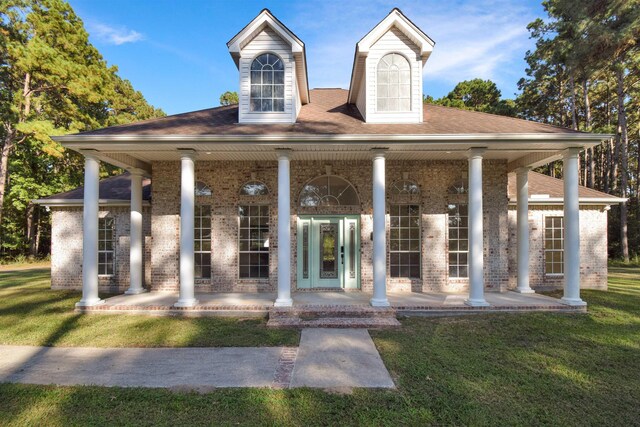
[364,26,423,123]
[238,27,298,124]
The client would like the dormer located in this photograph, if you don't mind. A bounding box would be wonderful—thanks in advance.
[348,9,435,124]
[227,9,309,124]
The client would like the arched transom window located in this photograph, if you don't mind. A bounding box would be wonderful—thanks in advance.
[195,181,212,196]
[377,53,411,112]
[448,179,468,195]
[299,175,360,207]
[250,53,285,112]
[390,180,420,195]
[239,181,269,196]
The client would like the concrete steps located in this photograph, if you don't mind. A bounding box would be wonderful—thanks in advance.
[267,305,401,328]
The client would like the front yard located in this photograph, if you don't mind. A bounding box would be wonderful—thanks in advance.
[1,266,639,425]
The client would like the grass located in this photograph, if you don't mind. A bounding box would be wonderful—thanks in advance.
[0,267,299,348]
[1,266,639,425]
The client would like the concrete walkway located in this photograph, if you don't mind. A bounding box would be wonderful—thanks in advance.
[0,329,394,389]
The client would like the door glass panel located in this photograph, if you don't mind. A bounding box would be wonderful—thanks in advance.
[349,223,356,278]
[302,223,309,279]
[319,223,338,279]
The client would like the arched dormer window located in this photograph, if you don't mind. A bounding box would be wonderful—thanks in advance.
[299,175,360,207]
[195,181,212,197]
[239,181,270,196]
[390,180,420,195]
[250,53,285,112]
[377,53,411,112]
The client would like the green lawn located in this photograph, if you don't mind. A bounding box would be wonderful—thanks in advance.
[1,266,639,425]
[0,267,299,348]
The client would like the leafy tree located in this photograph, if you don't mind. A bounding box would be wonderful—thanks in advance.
[425,79,516,117]
[219,91,239,106]
[0,0,164,257]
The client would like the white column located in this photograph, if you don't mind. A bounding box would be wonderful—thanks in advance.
[561,148,586,306]
[125,171,146,295]
[274,149,293,307]
[371,149,390,307]
[465,148,489,307]
[175,150,198,307]
[516,168,534,293]
[77,152,104,307]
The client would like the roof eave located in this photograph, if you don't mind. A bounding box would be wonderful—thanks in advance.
[34,199,151,207]
[53,132,612,144]
[508,197,626,206]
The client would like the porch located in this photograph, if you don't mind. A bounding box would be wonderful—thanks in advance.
[75,290,586,325]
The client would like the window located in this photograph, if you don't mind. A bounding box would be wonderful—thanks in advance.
[195,205,211,279]
[250,53,285,112]
[390,205,420,278]
[239,205,269,278]
[390,180,420,195]
[377,53,411,112]
[448,204,468,278]
[448,179,468,195]
[195,181,212,197]
[545,216,564,275]
[98,217,114,275]
[299,175,359,207]
[239,181,269,196]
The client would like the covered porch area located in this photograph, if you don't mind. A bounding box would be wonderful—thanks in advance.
[74,289,586,325]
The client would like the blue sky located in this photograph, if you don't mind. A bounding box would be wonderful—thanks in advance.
[68,0,547,115]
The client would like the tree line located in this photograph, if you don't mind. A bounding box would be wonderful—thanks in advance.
[0,0,164,258]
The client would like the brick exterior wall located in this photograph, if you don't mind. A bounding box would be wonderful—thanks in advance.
[50,206,151,293]
[507,205,608,290]
[50,160,609,294]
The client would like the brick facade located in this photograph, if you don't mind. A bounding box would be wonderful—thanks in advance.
[50,160,609,294]
[507,205,608,290]
[50,206,151,292]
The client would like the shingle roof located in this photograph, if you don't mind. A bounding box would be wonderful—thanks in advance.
[508,171,621,203]
[76,89,580,137]
[39,173,151,202]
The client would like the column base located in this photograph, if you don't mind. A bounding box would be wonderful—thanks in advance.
[174,298,199,308]
[464,298,490,307]
[560,297,587,307]
[124,287,148,295]
[514,287,535,294]
[370,298,390,307]
[75,298,105,308]
[274,298,293,307]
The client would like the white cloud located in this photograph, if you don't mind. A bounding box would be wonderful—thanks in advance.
[89,22,144,45]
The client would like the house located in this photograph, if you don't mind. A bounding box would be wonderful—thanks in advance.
[37,9,622,311]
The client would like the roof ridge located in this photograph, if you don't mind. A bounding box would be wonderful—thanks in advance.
[425,103,584,134]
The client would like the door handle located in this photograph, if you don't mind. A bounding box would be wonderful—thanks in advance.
[340,246,344,264]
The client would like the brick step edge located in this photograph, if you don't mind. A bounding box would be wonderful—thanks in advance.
[267,317,401,328]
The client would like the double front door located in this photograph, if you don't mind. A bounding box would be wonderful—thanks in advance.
[297,216,360,289]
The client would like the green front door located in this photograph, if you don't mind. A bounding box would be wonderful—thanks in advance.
[297,216,360,289]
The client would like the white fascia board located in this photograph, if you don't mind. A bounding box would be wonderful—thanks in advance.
[227,12,303,54]
[34,199,151,207]
[53,132,612,146]
[357,11,434,58]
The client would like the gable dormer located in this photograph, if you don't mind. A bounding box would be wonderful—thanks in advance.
[227,9,309,124]
[348,9,435,124]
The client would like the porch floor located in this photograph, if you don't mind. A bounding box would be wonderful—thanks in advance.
[77,290,585,316]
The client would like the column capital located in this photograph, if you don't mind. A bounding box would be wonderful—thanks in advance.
[177,148,197,160]
[515,166,531,176]
[127,168,146,177]
[562,147,582,159]
[467,147,487,159]
[79,149,100,161]
[371,148,388,159]
[276,148,292,160]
